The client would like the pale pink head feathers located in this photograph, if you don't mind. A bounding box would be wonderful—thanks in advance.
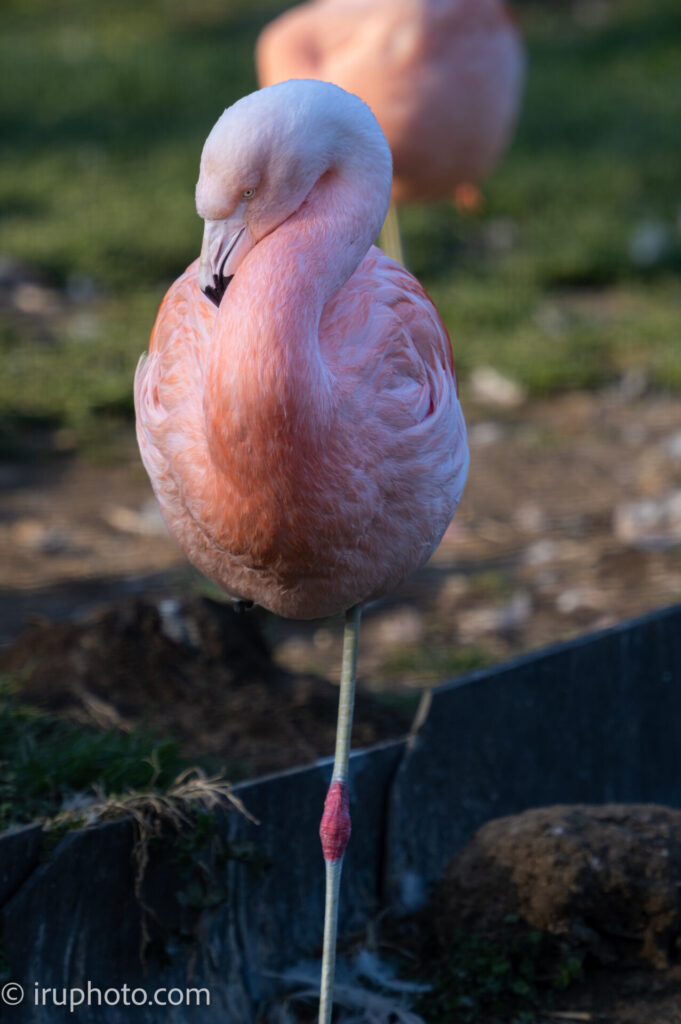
[196,79,392,242]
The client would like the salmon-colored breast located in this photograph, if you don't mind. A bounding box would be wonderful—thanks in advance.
[256,0,525,203]
[136,250,468,619]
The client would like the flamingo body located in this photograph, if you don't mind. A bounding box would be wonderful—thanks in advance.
[256,0,525,203]
[137,249,467,618]
[135,80,467,620]
[135,80,468,1021]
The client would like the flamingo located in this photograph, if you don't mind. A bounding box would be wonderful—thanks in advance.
[134,79,468,1023]
[256,0,525,262]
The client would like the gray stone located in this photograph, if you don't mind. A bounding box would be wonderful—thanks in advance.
[628,219,669,267]
[469,366,526,409]
[614,491,681,549]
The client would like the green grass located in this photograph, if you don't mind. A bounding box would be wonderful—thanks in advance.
[383,643,494,686]
[1,0,680,453]
[0,676,189,830]
[414,917,582,1024]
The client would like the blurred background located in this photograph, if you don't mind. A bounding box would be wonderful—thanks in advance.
[1,0,680,756]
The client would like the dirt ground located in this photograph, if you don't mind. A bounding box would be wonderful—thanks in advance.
[2,383,680,688]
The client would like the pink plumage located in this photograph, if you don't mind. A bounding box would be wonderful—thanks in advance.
[256,0,525,204]
[135,80,468,620]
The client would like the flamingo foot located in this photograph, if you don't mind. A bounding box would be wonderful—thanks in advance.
[453,181,483,212]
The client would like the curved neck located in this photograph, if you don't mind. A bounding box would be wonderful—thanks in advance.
[273,150,390,305]
[204,148,390,464]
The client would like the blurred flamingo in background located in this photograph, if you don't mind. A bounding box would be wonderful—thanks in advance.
[135,80,468,1023]
[257,0,525,262]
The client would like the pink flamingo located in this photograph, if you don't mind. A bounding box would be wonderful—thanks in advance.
[256,0,525,260]
[134,79,468,1023]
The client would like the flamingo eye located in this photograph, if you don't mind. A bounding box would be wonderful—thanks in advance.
[242,187,256,199]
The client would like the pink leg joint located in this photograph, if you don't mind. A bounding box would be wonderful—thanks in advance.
[319,780,351,862]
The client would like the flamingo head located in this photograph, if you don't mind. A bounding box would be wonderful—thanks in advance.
[195,79,391,306]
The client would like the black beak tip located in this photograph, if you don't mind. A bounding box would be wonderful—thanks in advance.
[202,274,234,309]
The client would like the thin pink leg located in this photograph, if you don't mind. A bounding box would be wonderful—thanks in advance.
[317,605,361,1024]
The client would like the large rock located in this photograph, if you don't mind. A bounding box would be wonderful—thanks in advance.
[432,804,681,969]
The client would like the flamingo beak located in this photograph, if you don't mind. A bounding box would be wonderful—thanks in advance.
[198,217,254,307]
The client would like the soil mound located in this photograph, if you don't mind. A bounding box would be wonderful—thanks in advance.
[0,595,410,777]
[433,803,681,969]
[398,804,681,1023]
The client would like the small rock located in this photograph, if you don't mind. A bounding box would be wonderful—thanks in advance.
[68,312,101,340]
[533,302,568,337]
[556,588,583,615]
[468,421,504,447]
[11,282,62,316]
[11,519,70,554]
[523,539,558,566]
[457,605,497,638]
[628,219,669,268]
[556,586,607,615]
[608,367,649,403]
[469,366,526,409]
[275,637,314,673]
[313,627,334,652]
[513,502,548,536]
[480,218,517,254]
[435,573,472,618]
[0,253,43,290]
[439,574,471,602]
[661,431,681,461]
[533,569,559,593]
[156,597,201,648]
[459,592,531,638]
[374,607,425,647]
[620,422,648,447]
[614,491,681,549]
[65,273,98,303]
[102,501,168,537]
[497,591,532,632]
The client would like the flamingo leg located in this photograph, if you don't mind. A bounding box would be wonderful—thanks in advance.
[318,604,362,1024]
[378,202,405,266]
